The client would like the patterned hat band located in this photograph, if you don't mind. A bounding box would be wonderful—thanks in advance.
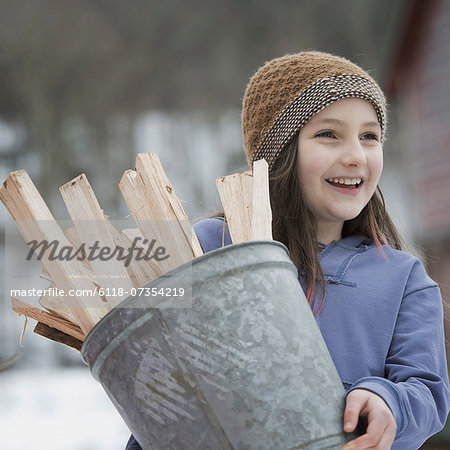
[252,73,387,170]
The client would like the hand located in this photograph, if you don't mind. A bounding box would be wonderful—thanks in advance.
[342,389,397,449]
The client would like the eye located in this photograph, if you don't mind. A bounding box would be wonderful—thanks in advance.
[360,132,379,141]
[315,130,336,139]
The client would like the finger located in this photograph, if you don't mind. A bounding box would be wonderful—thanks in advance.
[343,415,387,449]
[343,392,367,433]
[375,422,397,450]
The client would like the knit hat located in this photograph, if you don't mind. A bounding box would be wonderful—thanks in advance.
[242,51,387,170]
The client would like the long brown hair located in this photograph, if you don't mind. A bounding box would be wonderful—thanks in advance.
[210,133,405,315]
[269,134,404,314]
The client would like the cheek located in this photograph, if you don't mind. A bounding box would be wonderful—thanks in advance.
[297,152,328,181]
[297,153,327,209]
[370,152,384,185]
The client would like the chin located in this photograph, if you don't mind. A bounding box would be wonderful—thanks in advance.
[331,208,364,223]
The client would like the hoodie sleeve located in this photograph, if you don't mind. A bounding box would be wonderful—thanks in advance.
[192,217,232,252]
[347,259,450,449]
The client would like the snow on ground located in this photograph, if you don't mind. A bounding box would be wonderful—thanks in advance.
[0,367,131,450]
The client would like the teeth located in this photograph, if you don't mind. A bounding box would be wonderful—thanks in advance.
[327,178,362,185]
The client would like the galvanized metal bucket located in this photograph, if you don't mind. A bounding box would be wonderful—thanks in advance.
[82,241,353,449]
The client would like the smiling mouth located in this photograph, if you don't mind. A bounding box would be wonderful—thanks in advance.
[325,178,363,189]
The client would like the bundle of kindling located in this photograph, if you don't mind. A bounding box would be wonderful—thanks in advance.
[1,153,271,350]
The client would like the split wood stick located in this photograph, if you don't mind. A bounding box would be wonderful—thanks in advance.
[60,174,134,307]
[122,227,144,242]
[99,223,163,288]
[120,163,200,274]
[38,225,96,328]
[121,227,164,277]
[114,231,163,288]
[38,225,105,325]
[64,225,93,273]
[250,159,272,240]
[135,153,203,259]
[11,297,85,341]
[0,170,110,334]
[216,169,253,243]
[64,224,113,282]
[34,322,83,351]
[38,225,92,326]
[122,226,173,277]
[38,283,80,325]
[119,170,174,274]
[64,224,83,247]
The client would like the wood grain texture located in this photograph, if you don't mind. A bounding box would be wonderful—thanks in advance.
[251,159,272,240]
[60,173,134,307]
[11,297,85,341]
[114,230,163,288]
[216,169,253,243]
[119,154,202,274]
[38,282,80,325]
[0,170,109,334]
[34,322,83,351]
[216,160,272,242]
[135,153,203,259]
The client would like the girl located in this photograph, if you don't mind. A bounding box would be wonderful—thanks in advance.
[126,52,450,449]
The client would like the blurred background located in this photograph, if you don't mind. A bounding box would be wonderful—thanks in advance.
[1,0,449,448]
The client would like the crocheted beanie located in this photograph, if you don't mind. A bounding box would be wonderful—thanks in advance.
[241,51,387,170]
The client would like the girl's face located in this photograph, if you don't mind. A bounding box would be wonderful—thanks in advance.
[296,97,383,241]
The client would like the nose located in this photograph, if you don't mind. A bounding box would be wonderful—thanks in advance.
[340,139,367,167]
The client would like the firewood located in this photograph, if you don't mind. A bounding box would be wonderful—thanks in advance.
[114,230,163,288]
[216,160,272,243]
[119,169,173,273]
[64,225,93,272]
[60,173,134,307]
[38,226,97,327]
[11,297,85,341]
[135,153,202,258]
[0,170,110,334]
[216,169,253,243]
[1,154,273,348]
[119,155,202,274]
[250,159,272,240]
[40,224,91,278]
[135,153,203,261]
[38,282,80,325]
[34,322,83,351]
[122,227,144,242]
